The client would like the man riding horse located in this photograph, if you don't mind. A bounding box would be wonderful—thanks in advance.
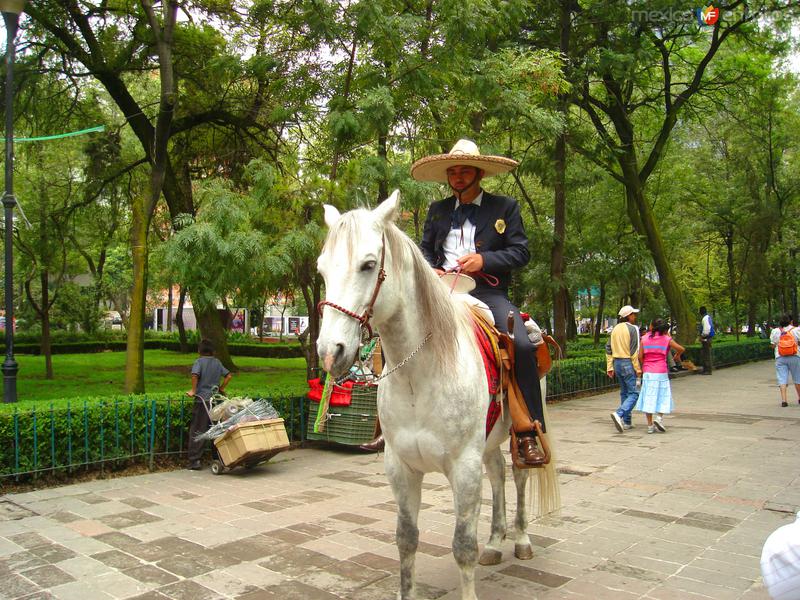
[413,139,547,466]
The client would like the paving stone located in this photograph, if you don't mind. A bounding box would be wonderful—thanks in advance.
[153,579,219,600]
[20,563,76,588]
[1,361,796,600]
[497,563,572,588]
[123,564,181,586]
[328,512,380,525]
[2,573,42,598]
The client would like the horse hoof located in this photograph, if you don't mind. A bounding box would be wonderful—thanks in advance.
[514,544,534,560]
[479,548,503,565]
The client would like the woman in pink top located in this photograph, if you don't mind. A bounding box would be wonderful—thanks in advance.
[634,318,686,433]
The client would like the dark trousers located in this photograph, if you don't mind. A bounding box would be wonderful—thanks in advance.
[472,287,545,431]
[187,398,210,461]
[701,339,713,374]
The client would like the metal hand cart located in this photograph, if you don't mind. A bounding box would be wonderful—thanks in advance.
[198,388,290,475]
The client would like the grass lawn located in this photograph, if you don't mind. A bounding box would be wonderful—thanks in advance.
[6,350,308,407]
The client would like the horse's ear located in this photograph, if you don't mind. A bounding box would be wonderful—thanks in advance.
[323,204,341,228]
[373,189,400,225]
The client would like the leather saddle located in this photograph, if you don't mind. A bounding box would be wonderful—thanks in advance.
[468,307,553,469]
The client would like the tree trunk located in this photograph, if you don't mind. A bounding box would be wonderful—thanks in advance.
[619,150,694,344]
[195,303,236,371]
[40,269,53,379]
[298,273,322,380]
[167,282,173,332]
[550,0,571,355]
[124,200,150,393]
[176,285,188,352]
[124,0,179,393]
[594,279,606,347]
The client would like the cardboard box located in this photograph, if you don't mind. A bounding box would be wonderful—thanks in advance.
[214,418,290,467]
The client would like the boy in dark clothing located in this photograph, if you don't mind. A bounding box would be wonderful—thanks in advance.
[186,339,232,470]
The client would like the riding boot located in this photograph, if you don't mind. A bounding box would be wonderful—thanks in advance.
[359,417,384,452]
[507,373,548,467]
[517,433,546,466]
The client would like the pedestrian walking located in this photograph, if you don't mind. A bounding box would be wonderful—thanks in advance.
[186,339,232,470]
[606,305,642,432]
[698,306,715,375]
[769,314,800,408]
[635,318,685,433]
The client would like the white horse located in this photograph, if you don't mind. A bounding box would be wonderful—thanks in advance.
[316,190,558,600]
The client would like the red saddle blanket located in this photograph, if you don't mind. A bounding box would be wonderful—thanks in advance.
[472,319,502,439]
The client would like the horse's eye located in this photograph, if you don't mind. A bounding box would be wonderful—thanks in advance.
[360,261,376,272]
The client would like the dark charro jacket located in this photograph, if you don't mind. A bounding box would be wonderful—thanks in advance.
[419,191,530,292]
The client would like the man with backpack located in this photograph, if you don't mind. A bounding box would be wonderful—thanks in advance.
[698,306,715,375]
[769,315,800,407]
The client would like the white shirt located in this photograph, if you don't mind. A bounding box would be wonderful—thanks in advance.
[442,192,483,271]
[770,326,800,359]
[761,512,800,600]
[701,314,712,337]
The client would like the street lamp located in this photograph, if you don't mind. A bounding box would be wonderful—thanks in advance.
[1,0,26,403]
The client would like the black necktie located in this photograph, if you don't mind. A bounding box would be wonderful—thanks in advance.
[451,203,478,230]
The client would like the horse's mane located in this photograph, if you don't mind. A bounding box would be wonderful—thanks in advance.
[383,222,470,372]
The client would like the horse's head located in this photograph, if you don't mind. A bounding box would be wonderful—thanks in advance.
[316,190,400,377]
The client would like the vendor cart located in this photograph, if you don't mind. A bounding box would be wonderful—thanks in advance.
[199,390,290,475]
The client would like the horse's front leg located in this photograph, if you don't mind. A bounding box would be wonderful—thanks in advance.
[511,464,533,559]
[385,452,423,600]
[478,445,506,566]
[449,453,483,600]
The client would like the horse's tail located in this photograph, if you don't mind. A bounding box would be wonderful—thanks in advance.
[528,377,561,518]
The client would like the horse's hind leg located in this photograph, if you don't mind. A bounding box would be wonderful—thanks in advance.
[449,455,483,600]
[511,464,533,559]
[386,457,423,600]
[478,446,506,566]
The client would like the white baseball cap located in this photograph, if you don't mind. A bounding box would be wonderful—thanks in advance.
[618,305,640,318]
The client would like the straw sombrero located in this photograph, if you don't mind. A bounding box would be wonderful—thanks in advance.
[411,139,519,183]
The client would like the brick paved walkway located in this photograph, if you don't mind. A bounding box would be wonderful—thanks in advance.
[1,359,798,599]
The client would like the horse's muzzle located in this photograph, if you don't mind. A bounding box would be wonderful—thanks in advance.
[317,341,355,378]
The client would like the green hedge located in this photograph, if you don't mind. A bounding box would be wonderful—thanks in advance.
[0,340,303,358]
[0,391,307,480]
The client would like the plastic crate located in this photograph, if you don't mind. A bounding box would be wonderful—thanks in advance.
[306,383,378,445]
[214,418,290,466]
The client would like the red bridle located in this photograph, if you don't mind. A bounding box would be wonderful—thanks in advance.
[317,233,387,339]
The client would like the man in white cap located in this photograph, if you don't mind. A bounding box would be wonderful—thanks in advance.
[606,305,642,432]
[412,139,546,466]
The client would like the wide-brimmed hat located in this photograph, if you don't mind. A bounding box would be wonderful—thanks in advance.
[618,305,640,318]
[411,139,519,183]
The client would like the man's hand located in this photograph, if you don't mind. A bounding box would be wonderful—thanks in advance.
[456,253,484,274]
[186,390,195,397]
[607,369,614,379]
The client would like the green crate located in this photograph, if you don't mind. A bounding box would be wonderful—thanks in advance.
[307,382,378,445]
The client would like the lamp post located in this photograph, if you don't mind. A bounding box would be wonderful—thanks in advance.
[1,0,25,403]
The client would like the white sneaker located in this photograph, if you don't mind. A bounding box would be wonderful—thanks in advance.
[623,423,634,430]
[647,425,656,434]
[611,412,624,433]
[654,417,666,432]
